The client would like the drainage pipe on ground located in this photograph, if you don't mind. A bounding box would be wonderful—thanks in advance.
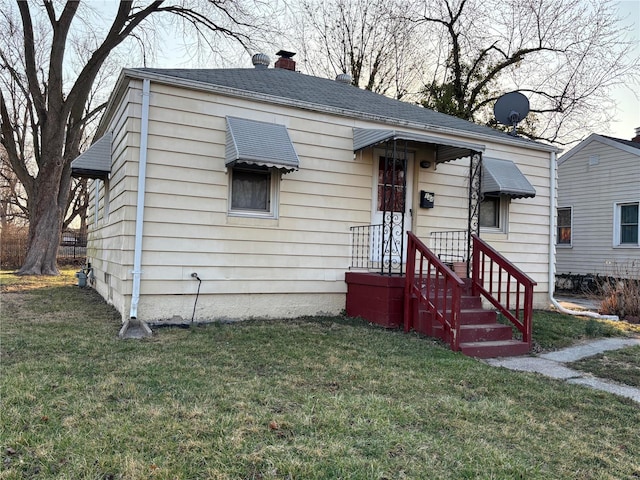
[547,151,619,321]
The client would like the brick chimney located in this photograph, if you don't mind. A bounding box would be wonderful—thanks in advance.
[274,50,296,71]
[632,127,640,143]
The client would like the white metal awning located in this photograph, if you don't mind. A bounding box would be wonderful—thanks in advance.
[352,128,484,163]
[482,157,536,199]
[225,117,299,173]
[71,132,112,179]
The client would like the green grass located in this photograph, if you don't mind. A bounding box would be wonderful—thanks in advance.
[2,270,640,479]
[530,310,640,351]
[569,346,640,388]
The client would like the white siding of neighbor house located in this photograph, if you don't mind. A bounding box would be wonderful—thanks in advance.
[87,78,553,322]
[556,139,640,278]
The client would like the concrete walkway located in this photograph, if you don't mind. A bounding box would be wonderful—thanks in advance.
[485,337,640,403]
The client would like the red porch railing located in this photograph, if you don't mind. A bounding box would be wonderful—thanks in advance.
[404,232,465,351]
[471,234,537,345]
[404,232,537,353]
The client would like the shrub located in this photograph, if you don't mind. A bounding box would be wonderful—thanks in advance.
[0,224,28,270]
[597,261,640,323]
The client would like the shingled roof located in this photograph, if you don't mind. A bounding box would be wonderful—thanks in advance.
[602,135,640,151]
[126,67,554,151]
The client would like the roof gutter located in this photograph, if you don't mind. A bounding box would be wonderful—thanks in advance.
[547,150,619,320]
[119,78,153,338]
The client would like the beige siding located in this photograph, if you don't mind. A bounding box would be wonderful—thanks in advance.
[557,140,640,277]
[87,78,554,321]
[87,83,143,317]
[89,81,373,321]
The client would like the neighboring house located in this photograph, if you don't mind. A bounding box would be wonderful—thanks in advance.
[556,131,640,284]
[71,51,557,334]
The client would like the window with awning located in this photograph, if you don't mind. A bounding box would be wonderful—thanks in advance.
[481,157,536,199]
[225,117,299,218]
[225,117,299,173]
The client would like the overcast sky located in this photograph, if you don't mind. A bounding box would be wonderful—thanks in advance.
[609,0,640,140]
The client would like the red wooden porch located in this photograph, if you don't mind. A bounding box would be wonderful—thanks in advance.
[346,232,537,358]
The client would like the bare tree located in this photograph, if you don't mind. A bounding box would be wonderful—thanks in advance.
[0,0,272,275]
[291,0,424,100]
[412,0,640,144]
[0,144,28,227]
[62,177,89,232]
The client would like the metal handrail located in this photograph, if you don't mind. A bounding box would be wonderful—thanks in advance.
[430,230,469,263]
[349,223,405,275]
[350,224,382,271]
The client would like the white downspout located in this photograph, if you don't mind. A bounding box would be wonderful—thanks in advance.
[548,151,619,320]
[129,78,151,321]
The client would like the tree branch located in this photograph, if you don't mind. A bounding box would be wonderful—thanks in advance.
[47,0,81,113]
[467,45,561,117]
[43,1,56,26]
[0,90,35,198]
[16,2,46,122]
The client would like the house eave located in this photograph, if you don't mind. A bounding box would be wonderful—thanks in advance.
[95,69,135,138]
[71,168,109,180]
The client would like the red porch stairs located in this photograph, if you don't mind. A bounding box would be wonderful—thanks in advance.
[404,232,536,359]
[411,279,530,358]
[346,232,537,359]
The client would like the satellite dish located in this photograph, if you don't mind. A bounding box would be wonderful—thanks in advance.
[494,92,530,136]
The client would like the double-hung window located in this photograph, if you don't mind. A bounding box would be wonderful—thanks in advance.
[557,206,572,246]
[614,202,639,246]
[480,195,508,233]
[229,165,277,217]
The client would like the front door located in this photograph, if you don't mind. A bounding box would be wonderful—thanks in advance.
[371,149,413,271]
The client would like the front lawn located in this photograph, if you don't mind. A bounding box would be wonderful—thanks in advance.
[528,309,640,351]
[569,346,640,388]
[1,271,639,479]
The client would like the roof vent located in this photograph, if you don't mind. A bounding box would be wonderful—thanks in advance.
[274,50,296,71]
[252,53,270,69]
[632,126,640,143]
[335,73,352,84]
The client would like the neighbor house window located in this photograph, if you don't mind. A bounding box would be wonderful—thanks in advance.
[557,206,572,245]
[614,202,639,246]
[480,195,508,232]
[229,165,278,217]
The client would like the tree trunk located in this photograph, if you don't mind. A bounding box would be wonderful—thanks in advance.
[17,153,70,276]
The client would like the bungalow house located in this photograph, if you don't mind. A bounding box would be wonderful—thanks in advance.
[72,51,558,356]
[556,130,640,288]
